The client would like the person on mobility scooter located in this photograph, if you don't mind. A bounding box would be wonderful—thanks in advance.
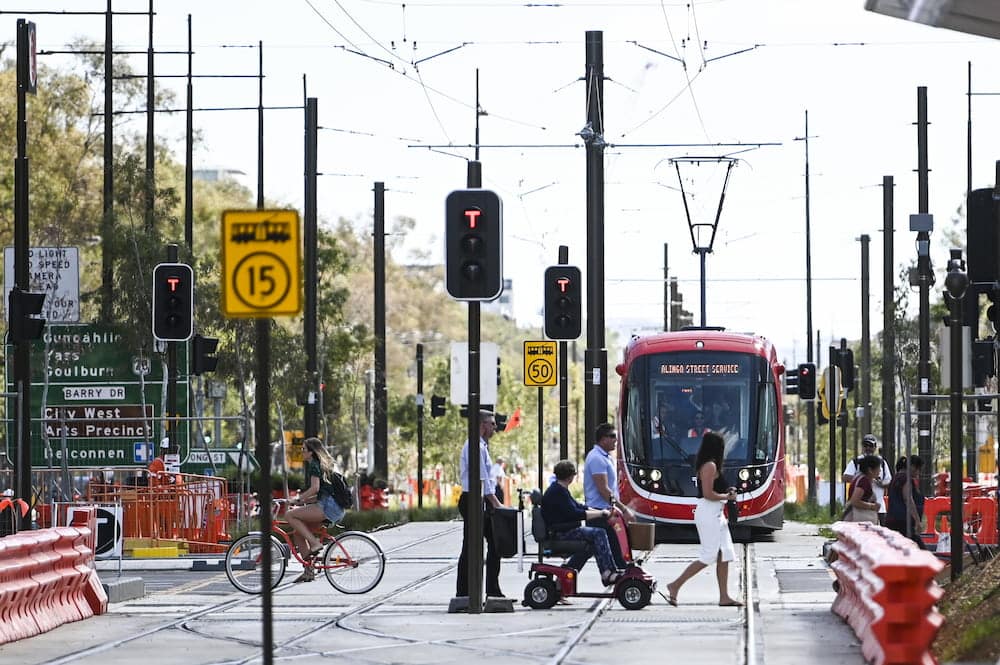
[523,460,656,610]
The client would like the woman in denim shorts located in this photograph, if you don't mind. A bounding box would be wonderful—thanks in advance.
[286,437,345,582]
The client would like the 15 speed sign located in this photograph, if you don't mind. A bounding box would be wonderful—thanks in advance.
[222,210,301,317]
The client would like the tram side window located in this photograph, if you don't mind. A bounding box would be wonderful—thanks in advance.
[623,380,647,465]
[754,383,778,461]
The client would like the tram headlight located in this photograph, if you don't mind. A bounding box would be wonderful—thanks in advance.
[650,469,662,481]
[738,468,750,481]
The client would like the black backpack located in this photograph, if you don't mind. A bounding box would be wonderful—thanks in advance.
[330,472,353,509]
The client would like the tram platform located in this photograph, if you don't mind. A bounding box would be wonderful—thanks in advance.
[0,519,872,665]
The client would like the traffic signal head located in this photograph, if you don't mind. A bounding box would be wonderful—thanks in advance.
[784,367,799,395]
[8,287,46,342]
[445,189,503,301]
[152,263,194,341]
[544,265,582,339]
[495,413,508,431]
[797,362,816,400]
[191,334,219,375]
[430,395,446,418]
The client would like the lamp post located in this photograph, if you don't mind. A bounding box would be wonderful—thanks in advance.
[944,249,968,579]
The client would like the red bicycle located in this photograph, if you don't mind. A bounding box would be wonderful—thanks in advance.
[224,498,385,594]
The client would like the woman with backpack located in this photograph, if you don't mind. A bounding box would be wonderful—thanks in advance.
[286,437,347,582]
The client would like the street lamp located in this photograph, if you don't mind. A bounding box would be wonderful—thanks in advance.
[944,248,968,579]
[671,157,737,326]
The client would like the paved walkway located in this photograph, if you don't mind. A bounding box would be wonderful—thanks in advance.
[0,520,867,665]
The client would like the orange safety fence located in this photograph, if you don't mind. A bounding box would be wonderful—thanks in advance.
[922,495,998,546]
[88,471,231,553]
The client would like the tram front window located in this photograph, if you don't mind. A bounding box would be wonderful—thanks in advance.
[624,350,769,497]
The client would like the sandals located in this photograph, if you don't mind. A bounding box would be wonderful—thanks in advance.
[719,599,744,607]
[308,544,325,559]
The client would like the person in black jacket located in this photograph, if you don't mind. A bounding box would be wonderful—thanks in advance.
[541,459,624,585]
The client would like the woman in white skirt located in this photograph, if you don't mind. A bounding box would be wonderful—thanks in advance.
[664,432,743,607]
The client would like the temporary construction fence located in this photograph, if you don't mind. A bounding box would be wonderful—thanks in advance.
[88,469,231,553]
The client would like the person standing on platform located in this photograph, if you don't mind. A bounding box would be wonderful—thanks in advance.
[665,432,743,607]
[886,455,927,549]
[456,410,504,599]
[490,457,507,505]
[842,434,892,524]
[584,422,634,569]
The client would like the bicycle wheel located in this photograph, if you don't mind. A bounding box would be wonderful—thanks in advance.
[322,532,385,594]
[225,533,287,594]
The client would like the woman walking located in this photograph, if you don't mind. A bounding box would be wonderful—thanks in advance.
[665,432,742,607]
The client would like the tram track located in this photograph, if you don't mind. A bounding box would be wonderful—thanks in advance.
[35,524,462,665]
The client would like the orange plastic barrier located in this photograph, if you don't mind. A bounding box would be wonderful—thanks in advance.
[88,472,230,553]
[0,507,107,645]
[922,495,998,546]
[831,522,944,665]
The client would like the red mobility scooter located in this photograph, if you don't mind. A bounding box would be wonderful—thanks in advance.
[522,490,656,610]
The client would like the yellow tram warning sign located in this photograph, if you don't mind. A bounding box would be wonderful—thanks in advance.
[222,209,301,317]
[524,340,557,387]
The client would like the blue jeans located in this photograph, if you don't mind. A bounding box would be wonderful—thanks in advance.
[559,525,617,576]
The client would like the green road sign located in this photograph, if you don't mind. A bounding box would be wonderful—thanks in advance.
[5,324,189,468]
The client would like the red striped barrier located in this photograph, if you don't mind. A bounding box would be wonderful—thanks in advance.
[831,521,944,665]
[0,506,107,645]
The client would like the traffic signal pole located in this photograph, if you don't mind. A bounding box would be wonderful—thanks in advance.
[916,87,934,497]
[583,31,607,454]
[166,244,179,456]
[558,245,569,460]
[304,97,319,438]
[466,161,483,614]
[13,19,36,513]
[373,182,388,481]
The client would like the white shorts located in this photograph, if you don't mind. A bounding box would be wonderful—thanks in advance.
[694,498,736,564]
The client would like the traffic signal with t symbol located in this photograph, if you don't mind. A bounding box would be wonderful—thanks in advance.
[152,262,194,342]
[445,189,503,301]
[8,286,46,342]
[544,265,582,340]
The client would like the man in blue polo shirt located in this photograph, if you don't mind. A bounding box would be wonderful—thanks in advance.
[584,423,634,568]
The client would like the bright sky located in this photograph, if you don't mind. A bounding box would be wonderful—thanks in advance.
[12,0,1000,366]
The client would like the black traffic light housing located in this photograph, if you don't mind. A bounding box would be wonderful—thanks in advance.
[784,367,799,395]
[837,348,855,393]
[8,286,46,342]
[430,395,447,418]
[797,362,817,400]
[152,262,194,341]
[544,265,582,339]
[495,413,508,431]
[445,189,503,301]
[191,334,219,375]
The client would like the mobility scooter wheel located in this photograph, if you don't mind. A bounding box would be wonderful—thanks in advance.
[616,579,652,610]
[523,578,560,609]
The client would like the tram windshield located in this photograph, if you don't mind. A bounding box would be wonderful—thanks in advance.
[622,350,778,496]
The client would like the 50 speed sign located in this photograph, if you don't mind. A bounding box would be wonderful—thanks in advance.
[222,209,301,317]
[523,340,557,387]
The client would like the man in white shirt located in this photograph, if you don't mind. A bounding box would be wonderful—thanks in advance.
[456,411,504,598]
[842,434,892,525]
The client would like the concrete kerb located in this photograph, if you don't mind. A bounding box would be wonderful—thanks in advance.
[101,577,145,604]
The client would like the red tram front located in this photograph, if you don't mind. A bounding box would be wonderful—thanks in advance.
[615,329,786,538]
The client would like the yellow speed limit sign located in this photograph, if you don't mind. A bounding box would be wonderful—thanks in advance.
[524,340,557,387]
[222,209,301,317]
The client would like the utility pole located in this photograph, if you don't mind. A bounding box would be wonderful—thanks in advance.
[13,19,37,514]
[373,182,388,481]
[663,243,669,331]
[416,343,424,509]
[583,31,607,453]
[882,176,896,465]
[794,110,817,503]
[860,234,872,435]
[144,0,154,230]
[914,87,934,496]
[102,0,114,322]
[304,97,318,437]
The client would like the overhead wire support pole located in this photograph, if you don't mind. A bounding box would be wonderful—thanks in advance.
[583,30,607,455]
[793,110,818,503]
[915,86,934,497]
[145,0,154,231]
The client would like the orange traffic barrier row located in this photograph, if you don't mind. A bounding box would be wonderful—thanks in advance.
[0,506,107,645]
[922,496,998,546]
[831,521,944,665]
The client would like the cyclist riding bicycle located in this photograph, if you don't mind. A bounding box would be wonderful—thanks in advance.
[286,437,346,582]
